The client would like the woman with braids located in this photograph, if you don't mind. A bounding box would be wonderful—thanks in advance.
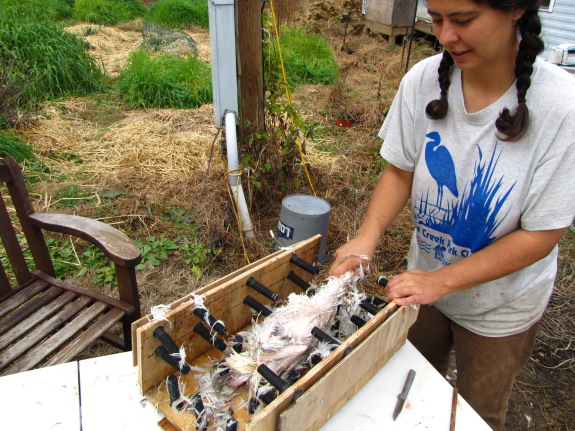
[330,0,574,429]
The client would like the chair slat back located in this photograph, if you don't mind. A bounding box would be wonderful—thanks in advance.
[0,158,53,292]
[0,261,11,297]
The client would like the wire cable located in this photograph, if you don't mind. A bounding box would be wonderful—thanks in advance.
[268,0,317,196]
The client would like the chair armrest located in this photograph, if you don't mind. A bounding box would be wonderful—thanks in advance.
[28,213,141,267]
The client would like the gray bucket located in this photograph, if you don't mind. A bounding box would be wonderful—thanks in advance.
[274,194,331,263]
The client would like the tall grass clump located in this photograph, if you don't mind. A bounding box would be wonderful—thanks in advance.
[146,0,209,29]
[118,50,212,109]
[0,19,105,108]
[0,0,73,23]
[272,26,339,86]
[73,0,146,26]
[0,131,34,163]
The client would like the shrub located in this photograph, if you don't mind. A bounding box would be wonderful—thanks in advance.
[146,0,209,29]
[73,0,146,26]
[272,26,339,86]
[118,50,212,109]
[0,20,105,108]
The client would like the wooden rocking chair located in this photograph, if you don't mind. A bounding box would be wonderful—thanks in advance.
[0,156,141,376]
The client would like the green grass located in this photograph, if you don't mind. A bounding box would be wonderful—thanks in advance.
[0,0,73,23]
[146,0,209,29]
[0,19,105,112]
[118,50,212,109]
[73,0,146,26]
[0,131,34,162]
[273,26,339,86]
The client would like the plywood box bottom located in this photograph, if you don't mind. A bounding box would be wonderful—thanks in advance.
[133,235,418,430]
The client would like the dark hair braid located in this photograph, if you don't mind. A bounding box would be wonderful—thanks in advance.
[495,8,544,141]
[425,51,454,120]
[425,0,544,142]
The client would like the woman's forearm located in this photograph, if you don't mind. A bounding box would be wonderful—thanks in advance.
[329,163,413,276]
[386,226,568,306]
[355,163,413,243]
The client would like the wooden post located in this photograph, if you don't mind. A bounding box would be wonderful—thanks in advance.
[237,0,265,139]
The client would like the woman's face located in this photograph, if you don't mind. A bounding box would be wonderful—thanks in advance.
[427,0,525,74]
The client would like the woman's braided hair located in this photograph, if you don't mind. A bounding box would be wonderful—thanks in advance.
[425,0,544,141]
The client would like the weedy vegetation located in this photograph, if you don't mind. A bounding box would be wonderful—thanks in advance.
[118,49,212,108]
[145,0,209,29]
[73,0,146,26]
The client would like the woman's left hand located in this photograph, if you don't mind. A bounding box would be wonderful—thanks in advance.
[385,269,449,306]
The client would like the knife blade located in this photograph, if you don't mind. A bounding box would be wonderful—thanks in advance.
[393,369,416,420]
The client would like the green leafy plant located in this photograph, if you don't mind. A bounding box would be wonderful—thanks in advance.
[73,0,146,26]
[135,236,179,269]
[118,49,212,109]
[77,246,117,287]
[181,242,219,276]
[146,0,209,29]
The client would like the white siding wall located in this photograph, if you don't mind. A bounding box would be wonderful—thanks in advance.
[539,0,575,59]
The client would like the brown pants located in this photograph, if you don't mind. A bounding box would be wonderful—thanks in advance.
[408,305,539,431]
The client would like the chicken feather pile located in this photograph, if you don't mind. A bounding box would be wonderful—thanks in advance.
[190,271,369,429]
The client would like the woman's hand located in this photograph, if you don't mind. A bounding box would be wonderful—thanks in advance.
[328,236,376,277]
[385,226,567,306]
[385,269,449,306]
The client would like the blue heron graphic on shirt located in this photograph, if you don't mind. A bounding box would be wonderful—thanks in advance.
[425,131,459,208]
[415,132,515,261]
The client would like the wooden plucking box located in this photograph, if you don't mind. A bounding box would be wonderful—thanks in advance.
[132,235,418,431]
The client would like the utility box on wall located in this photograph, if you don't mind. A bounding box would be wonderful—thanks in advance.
[208,0,238,127]
[364,0,417,37]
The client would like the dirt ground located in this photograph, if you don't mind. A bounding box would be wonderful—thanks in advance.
[9,1,574,430]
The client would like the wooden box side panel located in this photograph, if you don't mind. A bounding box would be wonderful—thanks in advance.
[131,250,296,365]
[136,236,321,394]
[276,305,419,431]
[246,303,418,431]
[365,0,416,27]
[365,0,394,24]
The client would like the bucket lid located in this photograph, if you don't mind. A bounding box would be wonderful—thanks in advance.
[282,194,331,215]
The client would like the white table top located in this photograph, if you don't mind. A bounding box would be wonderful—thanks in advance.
[320,341,489,431]
[0,360,80,430]
[0,341,490,430]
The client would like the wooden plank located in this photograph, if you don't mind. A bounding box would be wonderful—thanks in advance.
[136,236,321,394]
[0,261,12,297]
[45,307,125,366]
[131,249,286,364]
[34,270,135,314]
[365,19,410,38]
[0,288,76,350]
[276,305,418,431]
[237,0,265,134]
[0,189,32,286]
[131,247,284,364]
[3,301,114,374]
[0,296,92,374]
[246,301,409,431]
[365,0,416,27]
[0,278,48,321]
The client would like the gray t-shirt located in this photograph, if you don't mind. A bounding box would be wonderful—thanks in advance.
[379,54,575,336]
